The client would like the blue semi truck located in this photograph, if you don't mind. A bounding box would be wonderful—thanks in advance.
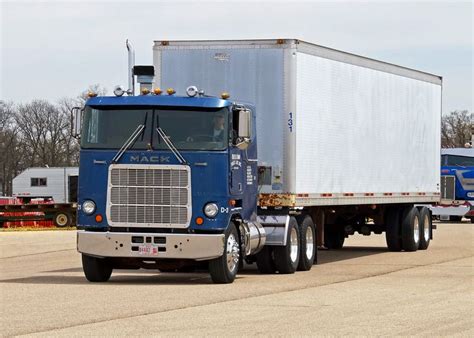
[431,148,474,222]
[74,39,442,283]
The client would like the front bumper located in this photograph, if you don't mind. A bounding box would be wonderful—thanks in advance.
[77,230,225,260]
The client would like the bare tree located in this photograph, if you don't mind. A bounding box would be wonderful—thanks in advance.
[441,110,473,148]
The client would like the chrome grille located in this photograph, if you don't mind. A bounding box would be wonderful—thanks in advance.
[107,165,191,228]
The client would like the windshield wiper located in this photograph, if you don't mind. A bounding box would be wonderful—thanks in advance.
[156,127,188,165]
[111,124,146,163]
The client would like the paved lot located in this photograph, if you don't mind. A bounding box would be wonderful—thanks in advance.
[0,222,472,337]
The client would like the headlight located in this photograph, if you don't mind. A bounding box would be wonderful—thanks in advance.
[204,203,218,218]
[82,200,96,215]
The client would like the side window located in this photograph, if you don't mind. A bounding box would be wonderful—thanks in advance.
[31,178,47,187]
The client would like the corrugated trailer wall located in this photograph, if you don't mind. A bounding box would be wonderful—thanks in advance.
[154,39,442,207]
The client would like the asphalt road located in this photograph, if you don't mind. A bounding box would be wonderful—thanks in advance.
[0,222,472,337]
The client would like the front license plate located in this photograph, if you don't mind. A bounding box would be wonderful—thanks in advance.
[138,245,159,255]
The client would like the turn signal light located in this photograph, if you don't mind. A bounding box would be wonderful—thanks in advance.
[195,217,204,225]
[167,88,176,95]
[95,214,103,223]
[229,199,236,207]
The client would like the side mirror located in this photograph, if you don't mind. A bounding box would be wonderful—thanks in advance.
[71,107,83,139]
[236,109,252,150]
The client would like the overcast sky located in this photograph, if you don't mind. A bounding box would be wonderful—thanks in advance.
[1,0,472,113]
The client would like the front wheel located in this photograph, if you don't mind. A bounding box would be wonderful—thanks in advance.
[209,222,240,284]
[82,254,112,282]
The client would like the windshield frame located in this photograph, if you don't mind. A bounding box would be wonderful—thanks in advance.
[80,105,230,151]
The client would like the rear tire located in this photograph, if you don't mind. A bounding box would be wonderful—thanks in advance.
[418,207,431,250]
[401,206,421,252]
[385,207,402,251]
[297,215,316,271]
[273,217,300,274]
[255,246,276,274]
[82,254,112,282]
[209,222,240,284]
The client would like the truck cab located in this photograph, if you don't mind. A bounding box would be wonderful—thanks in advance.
[76,90,265,283]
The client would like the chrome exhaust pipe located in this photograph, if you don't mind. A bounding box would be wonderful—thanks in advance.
[126,39,135,95]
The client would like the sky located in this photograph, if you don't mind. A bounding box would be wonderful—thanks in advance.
[1,0,473,114]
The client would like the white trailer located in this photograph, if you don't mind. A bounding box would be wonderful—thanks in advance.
[13,167,78,203]
[153,39,441,252]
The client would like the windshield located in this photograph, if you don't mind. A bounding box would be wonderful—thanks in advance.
[81,107,229,151]
[442,155,474,167]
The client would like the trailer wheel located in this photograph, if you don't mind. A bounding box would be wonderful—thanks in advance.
[297,215,316,271]
[401,206,421,252]
[53,212,72,227]
[418,207,431,250]
[324,224,345,249]
[82,254,113,282]
[255,246,276,274]
[273,217,300,274]
[209,222,240,284]
[385,207,402,251]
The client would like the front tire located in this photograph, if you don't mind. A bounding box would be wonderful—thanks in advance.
[273,217,300,274]
[418,207,431,250]
[82,254,112,282]
[401,206,421,252]
[209,222,240,284]
[297,215,316,271]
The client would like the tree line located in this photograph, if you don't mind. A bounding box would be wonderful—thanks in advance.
[0,89,472,196]
[0,85,106,196]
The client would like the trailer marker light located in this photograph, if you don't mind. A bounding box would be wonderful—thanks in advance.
[95,214,103,223]
[195,217,204,225]
[166,88,175,95]
[221,92,230,99]
[153,88,162,95]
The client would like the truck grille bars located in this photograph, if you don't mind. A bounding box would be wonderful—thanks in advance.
[107,164,191,228]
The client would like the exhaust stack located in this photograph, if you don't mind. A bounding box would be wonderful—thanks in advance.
[126,39,135,95]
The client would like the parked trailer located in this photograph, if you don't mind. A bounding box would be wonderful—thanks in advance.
[75,39,441,283]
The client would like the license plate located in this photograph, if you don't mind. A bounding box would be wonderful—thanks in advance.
[138,245,159,255]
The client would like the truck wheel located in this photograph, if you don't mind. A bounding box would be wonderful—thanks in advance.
[297,215,316,271]
[418,207,431,250]
[209,222,240,284]
[256,246,276,274]
[273,217,300,274]
[324,224,344,249]
[53,212,72,227]
[401,206,421,252]
[82,254,112,282]
[385,207,402,251]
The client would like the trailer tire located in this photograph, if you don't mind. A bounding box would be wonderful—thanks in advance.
[82,254,112,282]
[297,215,316,271]
[324,224,345,250]
[53,212,72,228]
[401,206,421,252]
[418,207,431,250]
[255,246,276,274]
[385,207,402,251]
[209,222,240,284]
[273,217,300,274]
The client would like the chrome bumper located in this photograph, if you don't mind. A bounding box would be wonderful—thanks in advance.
[77,230,225,260]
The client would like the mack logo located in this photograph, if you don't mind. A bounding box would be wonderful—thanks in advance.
[130,155,170,163]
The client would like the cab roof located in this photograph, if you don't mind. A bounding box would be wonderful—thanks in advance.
[86,95,233,108]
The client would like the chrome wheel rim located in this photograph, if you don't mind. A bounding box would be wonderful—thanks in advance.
[305,226,314,260]
[226,233,240,273]
[290,227,298,263]
[413,216,420,244]
[424,215,430,242]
